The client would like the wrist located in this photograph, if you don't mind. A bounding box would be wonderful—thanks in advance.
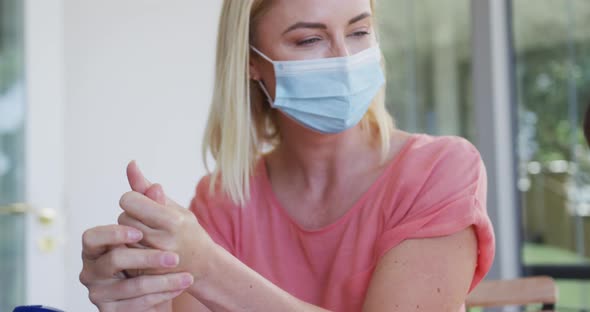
[186,242,231,302]
[190,239,223,282]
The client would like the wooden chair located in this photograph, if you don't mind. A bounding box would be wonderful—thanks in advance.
[466,276,558,311]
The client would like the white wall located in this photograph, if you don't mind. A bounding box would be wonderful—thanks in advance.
[24,0,66,308]
[63,1,222,310]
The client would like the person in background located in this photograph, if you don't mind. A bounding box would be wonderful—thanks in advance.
[79,0,495,311]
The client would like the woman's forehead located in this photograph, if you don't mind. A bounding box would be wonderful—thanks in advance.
[260,0,373,27]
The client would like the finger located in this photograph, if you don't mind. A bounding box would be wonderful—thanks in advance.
[127,160,152,194]
[100,289,185,312]
[118,213,176,273]
[119,191,181,230]
[118,211,161,279]
[118,212,155,234]
[127,161,180,207]
[118,213,164,250]
[96,247,180,278]
[146,182,181,208]
[145,183,166,205]
[90,272,193,302]
[117,212,156,279]
[82,225,143,261]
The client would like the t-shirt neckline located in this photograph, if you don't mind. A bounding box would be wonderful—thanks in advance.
[259,134,421,234]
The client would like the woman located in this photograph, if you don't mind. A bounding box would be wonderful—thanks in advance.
[79,0,495,311]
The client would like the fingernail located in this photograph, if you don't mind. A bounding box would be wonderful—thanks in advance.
[162,253,179,267]
[127,230,142,241]
[180,274,194,288]
[156,184,164,197]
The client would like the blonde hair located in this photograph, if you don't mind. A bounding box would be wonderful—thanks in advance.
[202,0,394,205]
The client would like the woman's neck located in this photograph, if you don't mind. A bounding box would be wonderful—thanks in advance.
[268,120,380,194]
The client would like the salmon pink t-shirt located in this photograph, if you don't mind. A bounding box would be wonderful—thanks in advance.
[190,134,495,312]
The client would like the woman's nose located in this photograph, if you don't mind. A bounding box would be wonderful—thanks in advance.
[330,39,350,58]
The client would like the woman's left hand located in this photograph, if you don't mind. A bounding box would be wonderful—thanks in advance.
[117,161,216,279]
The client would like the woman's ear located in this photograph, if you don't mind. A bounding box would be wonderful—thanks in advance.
[249,55,261,81]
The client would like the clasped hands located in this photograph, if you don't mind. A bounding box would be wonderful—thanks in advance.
[80,161,215,311]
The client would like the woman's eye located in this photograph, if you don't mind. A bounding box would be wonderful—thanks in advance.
[297,37,322,46]
[350,31,370,38]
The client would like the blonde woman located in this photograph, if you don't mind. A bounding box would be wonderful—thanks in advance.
[80,0,495,311]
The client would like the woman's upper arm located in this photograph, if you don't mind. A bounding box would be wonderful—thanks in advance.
[363,227,478,312]
[172,292,212,312]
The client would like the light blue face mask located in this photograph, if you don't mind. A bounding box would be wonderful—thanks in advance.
[250,46,385,134]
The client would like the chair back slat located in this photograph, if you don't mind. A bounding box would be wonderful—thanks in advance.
[466,276,558,308]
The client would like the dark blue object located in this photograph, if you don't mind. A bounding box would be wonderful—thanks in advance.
[13,306,64,312]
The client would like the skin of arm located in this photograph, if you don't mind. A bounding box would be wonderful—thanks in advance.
[362,227,478,312]
[172,293,212,312]
[171,227,477,311]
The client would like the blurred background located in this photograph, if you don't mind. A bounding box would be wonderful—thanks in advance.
[0,0,589,311]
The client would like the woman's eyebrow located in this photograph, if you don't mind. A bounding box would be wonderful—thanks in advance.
[282,22,327,35]
[282,12,372,35]
[349,12,371,25]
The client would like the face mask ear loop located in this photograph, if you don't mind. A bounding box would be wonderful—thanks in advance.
[256,80,275,107]
[250,46,276,106]
[250,46,275,64]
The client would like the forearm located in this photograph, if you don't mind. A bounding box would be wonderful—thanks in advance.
[187,245,330,312]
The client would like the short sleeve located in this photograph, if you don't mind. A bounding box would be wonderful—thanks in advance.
[375,136,495,292]
[189,175,237,255]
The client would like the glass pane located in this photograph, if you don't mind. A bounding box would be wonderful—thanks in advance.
[0,0,26,310]
[377,0,473,140]
[523,280,590,311]
[514,0,590,309]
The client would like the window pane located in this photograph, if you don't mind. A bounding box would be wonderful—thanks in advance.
[523,280,590,311]
[514,0,590,309]
[377,0,473,140]
[0,0,26,310]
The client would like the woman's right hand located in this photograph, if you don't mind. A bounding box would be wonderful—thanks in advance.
[80,224,194,312]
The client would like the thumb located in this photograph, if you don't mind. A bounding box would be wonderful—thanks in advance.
[145,183,167,205]
[126,160,152,193]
